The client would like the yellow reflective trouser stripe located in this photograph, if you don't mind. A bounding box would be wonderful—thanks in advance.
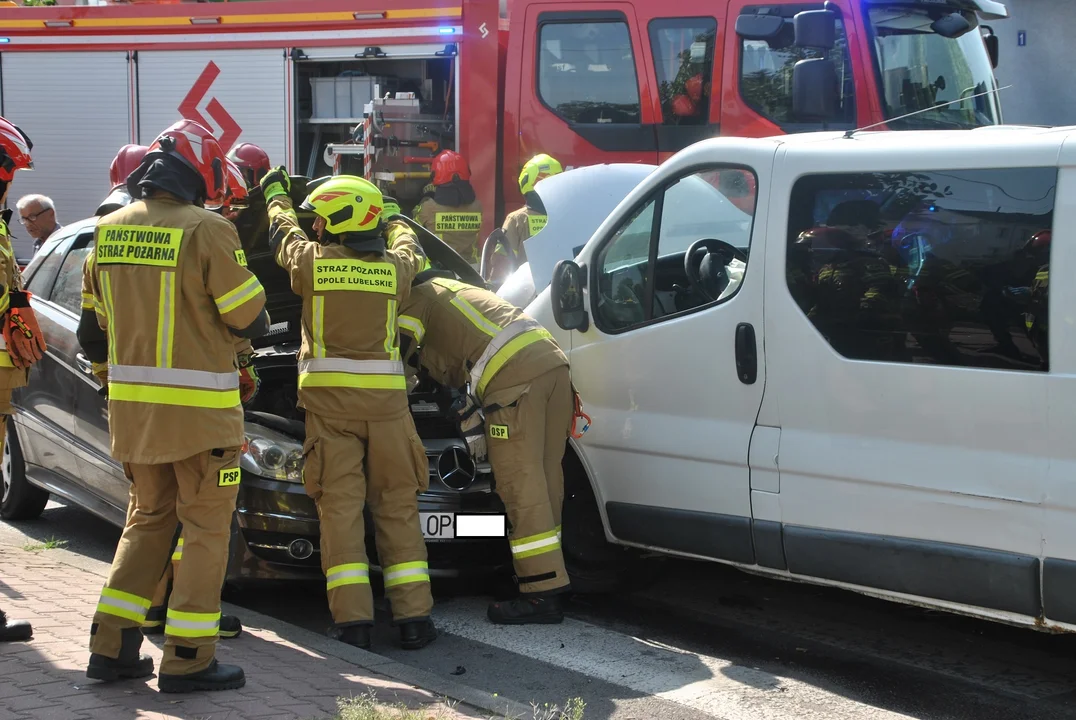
[97,587,152,623]
[399,315,425,344]
[383,561,430,588]
[101,271,117,365]
[450,295,500,337]
[297,372,406,390]
[325,562,370,591]
[0,352,13,369]
[385,299,399,361]
[510,528,562,559]
[475,328,553,398]
[172,537,184,562]
[156,271,176,369]
[109,383,241,409]
[312,295,326,358]
[215,275,263,315]
[165,608,221,638]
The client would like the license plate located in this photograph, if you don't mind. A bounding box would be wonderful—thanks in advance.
[420,512,456,540]
[419,512,507,540]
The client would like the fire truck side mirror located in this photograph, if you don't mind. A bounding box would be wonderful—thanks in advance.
[792,58,838,122]
[981,25,1000,68]
[793,8,836,50]
[735,14,783,42]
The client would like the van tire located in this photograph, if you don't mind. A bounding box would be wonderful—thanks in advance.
[1,418,49,521]
[561,448,633,594]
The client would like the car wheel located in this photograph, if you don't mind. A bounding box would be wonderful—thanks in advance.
[561,448,635,594]
[1,418,49,521]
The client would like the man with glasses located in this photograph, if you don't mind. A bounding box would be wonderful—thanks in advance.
[16,194,60,256]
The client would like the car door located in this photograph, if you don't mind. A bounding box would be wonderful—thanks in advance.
[567,154,768,564]
[16,230,84,485]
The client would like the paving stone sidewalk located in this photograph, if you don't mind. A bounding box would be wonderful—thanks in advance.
[0,545,489,720]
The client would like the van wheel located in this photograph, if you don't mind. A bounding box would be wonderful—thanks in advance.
[1,418,48,521]
[561,449,634,594]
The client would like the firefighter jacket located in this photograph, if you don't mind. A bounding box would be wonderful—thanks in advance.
[267,195,427,421]
[0,214,27,392]
[500,206,547,264]
[416,199,483,263]
[398,278,567,405]
[81,195,267,465]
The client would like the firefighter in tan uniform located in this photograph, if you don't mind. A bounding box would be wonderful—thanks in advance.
[0,117,47,496]
[500,154,563,266]
[141,157,257,641]
[77,120,269,693]
[398,278,572,624]
[416,150,483,265]
[260,168,437,650]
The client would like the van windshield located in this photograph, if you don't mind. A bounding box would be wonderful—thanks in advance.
[867,4,1000,129]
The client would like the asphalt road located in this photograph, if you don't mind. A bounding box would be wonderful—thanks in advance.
[6,499,1076,720]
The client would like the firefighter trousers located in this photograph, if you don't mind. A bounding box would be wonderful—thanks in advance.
[145,526,189,630]
[484,365,573,595]
[303,412,432,626]
[89,448,241,675]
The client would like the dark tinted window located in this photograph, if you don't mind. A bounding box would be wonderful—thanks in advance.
[787,168,1056,371]
[538,20,642,124]
[25,238,67,298]
[50,240,93,315]
[739,13,856,127]
[649,17,717,125]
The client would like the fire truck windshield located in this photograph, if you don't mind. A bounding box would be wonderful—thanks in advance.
[867,5,1001,129]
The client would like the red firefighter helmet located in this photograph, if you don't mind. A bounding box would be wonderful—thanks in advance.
[1030,229,1051,250]
[110,144,149,189]
[432,150,471,186]
[227,142,271,188]
[146,119,227,205]
[0,116,32,183]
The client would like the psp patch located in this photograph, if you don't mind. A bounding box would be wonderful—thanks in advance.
[218,467,241,487]
[234,249,248,267]
[489,424,510,440]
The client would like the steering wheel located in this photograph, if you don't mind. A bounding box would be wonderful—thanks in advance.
[684,238,748,301]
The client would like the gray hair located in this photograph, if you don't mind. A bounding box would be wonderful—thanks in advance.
[16,194,55,214]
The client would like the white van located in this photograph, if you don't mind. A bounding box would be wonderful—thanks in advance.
[523,127,1074,631]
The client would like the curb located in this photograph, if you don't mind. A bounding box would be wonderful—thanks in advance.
[38,544,535,720]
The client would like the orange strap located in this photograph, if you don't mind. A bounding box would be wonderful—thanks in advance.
[569,390,591,440]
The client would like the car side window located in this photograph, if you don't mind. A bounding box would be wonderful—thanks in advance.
[49,236,93,315]
[786,168,1056,371]
[595,165,759,333]
[538,18,642,125]
[24,237,68,298]
[739,11,856,128]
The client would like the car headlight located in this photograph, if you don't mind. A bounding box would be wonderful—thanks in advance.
[241,423,304,483]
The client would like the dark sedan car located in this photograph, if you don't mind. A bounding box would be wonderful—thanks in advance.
[0,196,511,584]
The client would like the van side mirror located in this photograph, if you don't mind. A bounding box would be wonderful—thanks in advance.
[551,260,589,332]
[792,58,838,121]
[981,25,999,68]
[735,14,784,41]
[793,8,836,49]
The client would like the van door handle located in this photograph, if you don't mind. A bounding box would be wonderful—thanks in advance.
[735,323,757,385]
[75,353,94,375]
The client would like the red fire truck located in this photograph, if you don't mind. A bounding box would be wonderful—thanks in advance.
[0,0,1006,249]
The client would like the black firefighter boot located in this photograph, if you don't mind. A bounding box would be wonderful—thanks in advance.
[86,626,155,681]
[328,621,372,650]
[158,659,246,694]
[399,618,437,650]
[0,608,32,642]
[487,593,565,625]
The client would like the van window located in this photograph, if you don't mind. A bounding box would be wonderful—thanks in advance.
[739,14,856,127]
[649,17,717,125]
[538,20,642,124]
[595,166,757,332]
[786,168,1057,371]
